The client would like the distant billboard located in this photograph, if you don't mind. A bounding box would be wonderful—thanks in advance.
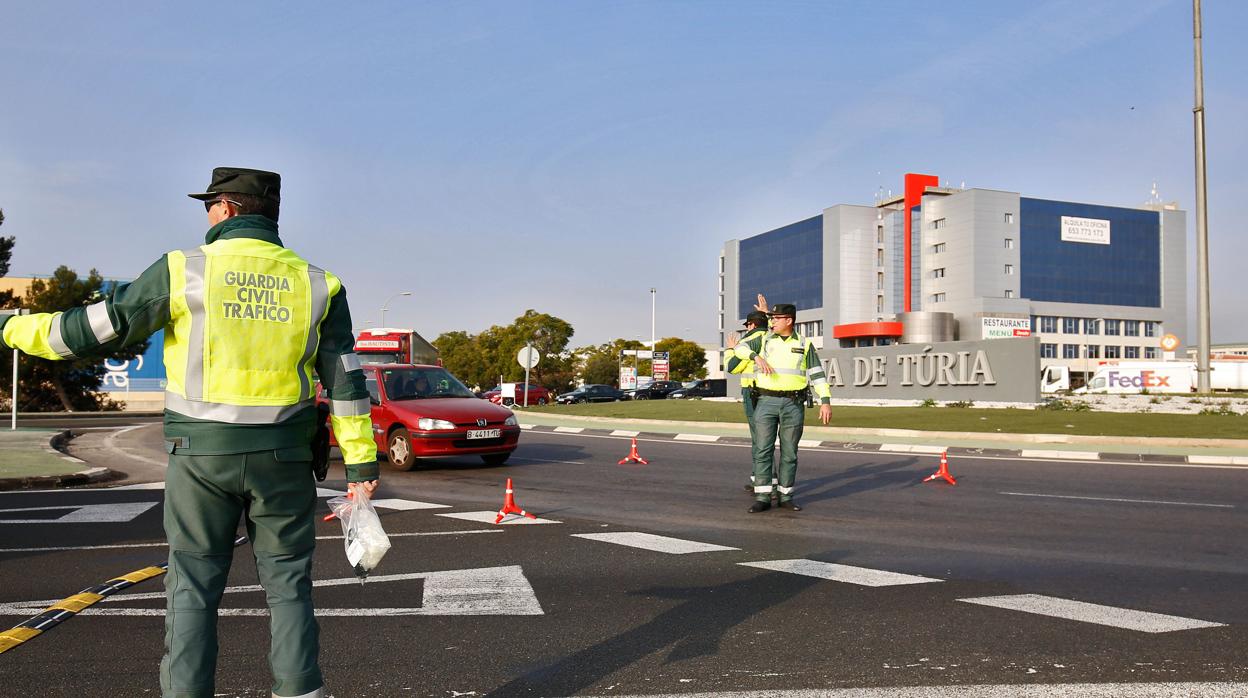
[981,317,1032,339]
[1061,216,1111,245]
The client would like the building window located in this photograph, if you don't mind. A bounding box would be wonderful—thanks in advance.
[718,295,724,311]
[719,332,724,348]
[932,292,946,303]
[1004,289,1014,299]
[1041,343,1057,358]
[718,313,724,330]
[876,295,884,313]
[1105,319,1121,336]
[1004,264,1014,275]
[1145,347,1159,359]
[1004,238,1014,249]
[1087,345,1101,359]
[1062,317,1079,334]
[719,256,725,273]
[933,218,947,230]
[1038,316,1057,333]
[1125,320,1140,337]
[1085,318,1100,335]
[933,243,946,254]
[877,225,884,243]
[1105,345,1121,359]
[1004,212,1014,224]
[877,271,885,290]
[933,267,946,279]
[1125,346,1140,359]
[1144,321,1159,337]
[876,249,884,267]
[1063,344,1079,359]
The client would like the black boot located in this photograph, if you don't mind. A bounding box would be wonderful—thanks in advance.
[778,500,802,511]
[748,500,770,513]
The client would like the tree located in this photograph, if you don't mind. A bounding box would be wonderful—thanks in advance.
[574,338,645,386]
[0,209,15,308]
[0,266,149,411]
[432,309,577,393]
[655,336,709,381]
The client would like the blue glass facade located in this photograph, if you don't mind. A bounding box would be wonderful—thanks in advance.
[739,215,822,314]
[1019,198,1160,307]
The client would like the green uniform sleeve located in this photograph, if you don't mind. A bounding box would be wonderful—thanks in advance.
[314,286,378,482]
[731,333,764,363]
[0,257,170,359]
[803,342,832,403]
[725,329,763,374]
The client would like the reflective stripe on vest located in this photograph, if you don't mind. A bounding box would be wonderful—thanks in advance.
[165,239,337,424]
[47,313,75,359]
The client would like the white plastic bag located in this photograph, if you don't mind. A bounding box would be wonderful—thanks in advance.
[328,493,391,581]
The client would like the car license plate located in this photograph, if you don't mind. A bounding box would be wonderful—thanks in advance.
[467,428,501,440]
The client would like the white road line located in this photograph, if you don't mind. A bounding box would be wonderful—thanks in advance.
[739,559,942,587]
[1001,491,1235,508]
[519,424,536,430]
[510,456,588,465]
[110,482,166,490]
[318,529,501,540]
[437,510,561,525]
[552,426,585,433]
[610,429,640,437]
[316,487,348,497]
[0,529,503,553]
[673,434,719,442]
[1019,449,1100,460]
[1188,455,1248,465]
[572,532,738,554]
[877,444,946,454]
[599,684,1248,697]
[959,594,1226,633]
[370,498,451,510]
[797,439,822,448]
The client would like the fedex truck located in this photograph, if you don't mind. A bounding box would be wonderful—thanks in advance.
[1077,362,1194,394]
[354,328,439,366]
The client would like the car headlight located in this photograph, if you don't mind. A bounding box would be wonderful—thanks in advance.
[416,417,456,430]
[504,415,518,426]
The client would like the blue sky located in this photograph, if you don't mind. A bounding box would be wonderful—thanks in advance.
[2,1,1245,348]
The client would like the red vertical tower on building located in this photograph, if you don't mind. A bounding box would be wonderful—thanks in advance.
[903,172,940,312]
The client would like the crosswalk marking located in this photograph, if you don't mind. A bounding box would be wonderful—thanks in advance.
[572,532,738,554]
[959,594,1226,633]
[553,426,585,433]
[437,511,561,525]
[739,559,943,587]
[610,430,640,437]
[673,434,719,442]
[370,498,451,511]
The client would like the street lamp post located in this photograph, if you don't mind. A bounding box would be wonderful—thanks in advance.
[650,288,656,355]
[380,291,412,328]
[1193,0,1212,393]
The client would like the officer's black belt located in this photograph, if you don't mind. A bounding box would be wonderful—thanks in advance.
[755,388,806,399]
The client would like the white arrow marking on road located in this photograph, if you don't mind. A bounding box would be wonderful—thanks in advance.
[0,565,542,617]
[0,501,159,524]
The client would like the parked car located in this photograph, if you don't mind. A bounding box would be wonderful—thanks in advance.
[480,383,552,406]
[666,378,727,399]
[630,380,685,400]
[556,384,625,404]
[318,363,520,471]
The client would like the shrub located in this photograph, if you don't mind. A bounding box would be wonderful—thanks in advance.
[920,398,937,408]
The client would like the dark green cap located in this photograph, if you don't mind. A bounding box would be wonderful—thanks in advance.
[187,167,281,203]
[768,303,797,317]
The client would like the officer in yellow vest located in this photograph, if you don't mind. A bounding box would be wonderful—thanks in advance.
[731,303,831,512]
[0,167,377,698]
[725,310,769,492]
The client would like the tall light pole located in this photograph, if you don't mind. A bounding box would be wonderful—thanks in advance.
[1193,0,1212,393]
[650,287,656,351]
[380,291,412,328]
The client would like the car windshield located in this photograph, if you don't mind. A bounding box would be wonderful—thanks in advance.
[381,367,476,400]
[682,381,699,389]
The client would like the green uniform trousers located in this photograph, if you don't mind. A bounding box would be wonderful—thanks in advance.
[160,446,323,698]
[750,395,805,502]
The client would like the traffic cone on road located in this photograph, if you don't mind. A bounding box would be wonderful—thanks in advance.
[922,450,957,485]
[494,478,538,523]
[618,437,649,465]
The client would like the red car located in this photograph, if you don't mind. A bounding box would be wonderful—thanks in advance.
[480,383,552,406]
[320,364,520,471]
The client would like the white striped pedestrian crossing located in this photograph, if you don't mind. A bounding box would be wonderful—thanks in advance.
[740,559,943,587]
[959,594,1226,633]
[370,498,451,511]
[437,511,562,525]
[572,532,738,554]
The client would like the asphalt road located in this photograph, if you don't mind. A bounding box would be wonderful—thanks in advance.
[0,425,1244,697]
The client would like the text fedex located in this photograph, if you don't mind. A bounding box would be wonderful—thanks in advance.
[1107,370,1170,389]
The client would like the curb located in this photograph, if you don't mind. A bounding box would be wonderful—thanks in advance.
[0,430,118,491]
[518,424,1247,467]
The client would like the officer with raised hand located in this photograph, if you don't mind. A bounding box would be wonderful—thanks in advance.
[0,167,377,698]
[732,303,832,512]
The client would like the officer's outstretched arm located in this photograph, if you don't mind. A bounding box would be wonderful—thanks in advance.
[804,344,833,404]
[314,285,379,484]
[0,257,171,360]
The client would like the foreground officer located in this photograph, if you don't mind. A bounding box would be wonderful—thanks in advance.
[726,309,769,492]
[731,303,831,512]
[0,167,378,698]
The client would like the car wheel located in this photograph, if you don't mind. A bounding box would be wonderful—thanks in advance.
[537,397,547,405]
[386,427,420,471]
[481,452,511,466]
[575,397,587,404]
[636,393,649,400]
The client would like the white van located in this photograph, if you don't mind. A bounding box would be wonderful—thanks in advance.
[1077,362,1195,394]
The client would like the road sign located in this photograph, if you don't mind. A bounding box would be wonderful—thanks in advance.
[516,346,541,369]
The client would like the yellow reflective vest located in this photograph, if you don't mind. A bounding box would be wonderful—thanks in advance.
[732,331,832,403]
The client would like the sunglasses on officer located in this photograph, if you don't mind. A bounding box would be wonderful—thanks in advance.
[203,198,241,212]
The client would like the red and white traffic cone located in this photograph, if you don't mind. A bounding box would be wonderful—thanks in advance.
[617,437,649,465]
[922,450,957,485]
[495,478,538,523]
